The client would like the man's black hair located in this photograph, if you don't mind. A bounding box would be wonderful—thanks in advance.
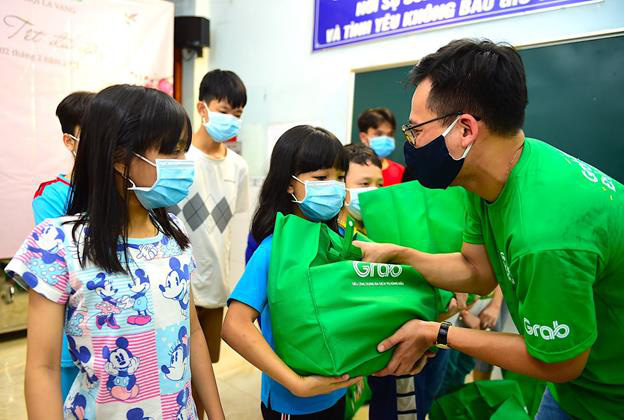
[409,39,528,136]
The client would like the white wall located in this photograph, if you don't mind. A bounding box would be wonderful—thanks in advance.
[170,0,623,287]
[199,0,624,177]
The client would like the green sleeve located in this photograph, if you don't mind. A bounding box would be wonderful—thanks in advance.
[462,191,484,245]
[512,250,598,363]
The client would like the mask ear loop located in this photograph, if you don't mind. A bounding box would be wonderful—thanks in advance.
[444,116,473,161]
[126,153,158,190]
[202,101,210,124]
[290,176,306,203]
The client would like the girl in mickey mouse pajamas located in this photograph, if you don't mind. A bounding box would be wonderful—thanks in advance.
[6,85,225,419]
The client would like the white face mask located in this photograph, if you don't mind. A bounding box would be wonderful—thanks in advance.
[346,186,377,221]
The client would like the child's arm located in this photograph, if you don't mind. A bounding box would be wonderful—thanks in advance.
[25,290,64,420]
[189,292,225,420]
[222,301,362,398]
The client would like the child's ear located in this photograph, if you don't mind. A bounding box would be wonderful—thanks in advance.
[62,134,75,152]
[196,101,208,123]
[359,132,370,146]
[113,162,126,175]
[287,181,294,195]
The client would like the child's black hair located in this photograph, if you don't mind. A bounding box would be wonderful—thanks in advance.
[67,84,192,273]
[357,107,396,133]
[198,69,247,109]
[56,91,95,134]
[344,143,382,169]
[251,125,348,243]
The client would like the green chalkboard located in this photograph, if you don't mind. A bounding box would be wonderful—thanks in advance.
[351,34,624,182]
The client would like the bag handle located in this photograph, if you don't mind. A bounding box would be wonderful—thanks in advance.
[340,217,362,260]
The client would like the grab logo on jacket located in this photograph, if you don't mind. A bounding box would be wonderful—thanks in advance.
[524,318,570,340]
[352,261,402,278]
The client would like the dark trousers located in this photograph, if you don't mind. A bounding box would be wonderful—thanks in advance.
[369,349,450,420]
[261,396,346,420]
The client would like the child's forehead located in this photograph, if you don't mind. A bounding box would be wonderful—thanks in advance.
[207,98,242,111]
[347,161,383,179]
[348,161,378,171]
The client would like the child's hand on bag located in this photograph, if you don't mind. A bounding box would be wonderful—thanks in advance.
[353,241,402,263]
[291,374,363,398]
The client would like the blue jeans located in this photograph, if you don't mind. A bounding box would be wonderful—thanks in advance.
[368,349,450,420]
[535,388,571,420]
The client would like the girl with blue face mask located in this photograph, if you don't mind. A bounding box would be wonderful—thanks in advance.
[223,126,362,420]
[6,85,225,419]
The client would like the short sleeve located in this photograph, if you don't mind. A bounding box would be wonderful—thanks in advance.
[168,213,197,275]
[513,250,598,363]
[463,191,484,245]
[235,161,250,214]
[5,220,70,304]
[228,236,272,314]
[32,192,65,225]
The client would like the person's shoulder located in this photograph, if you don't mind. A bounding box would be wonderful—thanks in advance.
[384,160,405,177]
[226,148,248,168]
[33,176,70,200]
[388,159,405,170]
[256,234,273,254]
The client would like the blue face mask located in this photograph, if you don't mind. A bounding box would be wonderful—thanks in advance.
[128,153,195,210]
[346,186,377,221]
[291,176,346,222]
[203,105,242,142]
[369,135,395,158]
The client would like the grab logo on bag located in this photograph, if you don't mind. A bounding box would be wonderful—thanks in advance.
[524,317,570,340]
[352,261,402,278]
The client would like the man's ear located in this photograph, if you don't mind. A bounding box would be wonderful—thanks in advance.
[459,115,480,149]
[359,132,370,146]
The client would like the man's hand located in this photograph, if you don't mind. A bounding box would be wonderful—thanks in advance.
[479,302,501,330]
[374,320,438,377]
[460,310,481,330]
[453,293,468,310]
[353,241,402,264]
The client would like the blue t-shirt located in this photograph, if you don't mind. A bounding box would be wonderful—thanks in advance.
[32,174,74,367]
[229,235,346,415]
[32,174,72,225]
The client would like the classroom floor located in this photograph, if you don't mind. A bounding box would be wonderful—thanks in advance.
[0,330,369,419]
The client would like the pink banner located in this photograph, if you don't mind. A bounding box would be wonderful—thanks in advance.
[0,0,174,258]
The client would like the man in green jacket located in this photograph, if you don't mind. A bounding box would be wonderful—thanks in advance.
[356,39,624,419]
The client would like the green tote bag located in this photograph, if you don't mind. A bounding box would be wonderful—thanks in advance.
[268,213,443,377]
[359,181,469,308]
[430,380,531,420]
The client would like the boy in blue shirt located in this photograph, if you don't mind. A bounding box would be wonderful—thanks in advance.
[32,91,94,401]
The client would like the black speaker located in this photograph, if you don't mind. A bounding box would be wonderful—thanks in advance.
[174,16,210,51]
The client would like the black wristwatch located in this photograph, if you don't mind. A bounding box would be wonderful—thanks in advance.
[435,321,452,349]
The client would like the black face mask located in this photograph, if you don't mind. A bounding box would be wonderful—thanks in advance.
[403,117,472,189]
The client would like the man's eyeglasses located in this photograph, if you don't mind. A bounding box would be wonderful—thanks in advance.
[401,112,480,145]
